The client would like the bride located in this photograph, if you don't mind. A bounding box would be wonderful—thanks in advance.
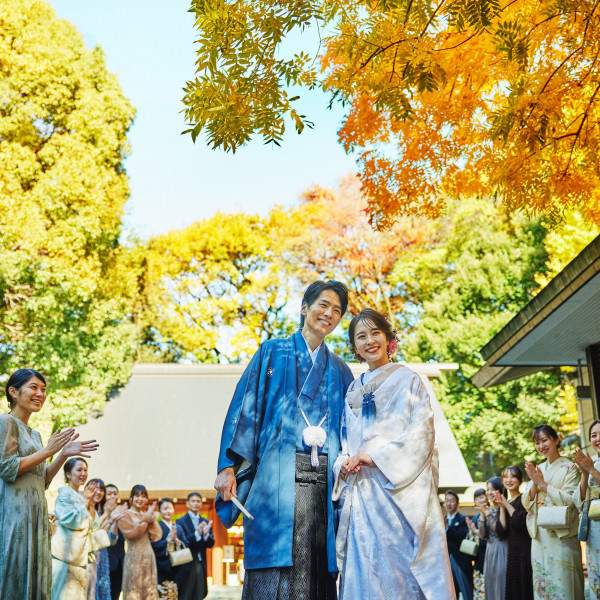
[334,308,455,600]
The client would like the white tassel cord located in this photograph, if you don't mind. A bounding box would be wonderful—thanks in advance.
[299,408,327,467]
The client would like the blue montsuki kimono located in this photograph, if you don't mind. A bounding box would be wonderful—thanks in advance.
[217,330,354,573]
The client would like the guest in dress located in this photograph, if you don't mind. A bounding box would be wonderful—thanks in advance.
[466,488,488,600]
[477,477,508,600]
[152,498,189,599]
[86,479,128,600]
[495,466,533,600]
[333,308,454,600]
[0,368,98,600]
[522,424,584,599]
[574,419,600,599]
[105,484,126,600]
[51,458,99,600]
[117,484,162,600]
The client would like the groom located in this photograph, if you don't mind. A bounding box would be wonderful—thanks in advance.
[215,280,354,600]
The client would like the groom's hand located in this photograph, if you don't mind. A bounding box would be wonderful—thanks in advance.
[215,467,237,501]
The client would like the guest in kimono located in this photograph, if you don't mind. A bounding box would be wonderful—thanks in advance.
[466,489,488,600]
[51,459,98,600]
[0,368,98,600]
[117,485,162,600]
[152,497,188,599]
[215,280,354,600]
[495,466,533,600]
[477,477,508,600]
[522,424,584,599]
[445,491,472,600]
[333,308,455,600]
[573,420,600,599]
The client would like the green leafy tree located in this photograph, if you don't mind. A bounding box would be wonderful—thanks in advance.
[392,197,568,479]
[141,210,301,363]
[0,0,138,433]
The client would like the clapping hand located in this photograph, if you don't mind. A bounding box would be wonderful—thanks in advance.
[83,481,99,506]
[110,503,129,523]
[198,520,213,538]
[524,461,545,487]
[143,501,157,523]
[574,448,595,473]
[104,495,118,515]
[45,428,75,457]
[61,433,99,459]
[495,491,509,508]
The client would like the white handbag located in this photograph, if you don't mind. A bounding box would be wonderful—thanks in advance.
[538,506,569,529]
[589,500,600,521]
[459,538,479,556]
[169,547,193,567]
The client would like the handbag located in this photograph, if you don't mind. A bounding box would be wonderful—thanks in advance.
[459,538,479,556]
[169,546,193,567]
[538,506,569,529]
[90,528,111,551]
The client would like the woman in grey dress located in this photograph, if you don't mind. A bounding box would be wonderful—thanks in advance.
[0,369,99,600]
[478,476,509,600]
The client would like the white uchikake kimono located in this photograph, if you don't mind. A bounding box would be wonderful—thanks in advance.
[333,363,455,600]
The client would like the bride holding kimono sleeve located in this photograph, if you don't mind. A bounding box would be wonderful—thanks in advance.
[333,308,455,600]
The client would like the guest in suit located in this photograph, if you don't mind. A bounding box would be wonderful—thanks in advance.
[176,492,214,600]
[105,485,125,600]
[152,498,189,599]
[445,490,473,600]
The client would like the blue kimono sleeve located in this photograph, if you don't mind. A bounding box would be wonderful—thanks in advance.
[217,347,265,473]
[55,488,89,529]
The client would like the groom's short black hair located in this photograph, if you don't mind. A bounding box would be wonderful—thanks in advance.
[300,280,349,328]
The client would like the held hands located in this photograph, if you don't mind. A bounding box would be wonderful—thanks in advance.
[215,467,237,502]
[45,428,75,457]
[341,451,375,475]
[60,433,99,459]
[573,448,595,473]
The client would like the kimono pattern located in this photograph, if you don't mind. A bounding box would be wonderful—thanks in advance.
[117,509,162,600]
[333,363,455,600]
[522,457,584,600]
[51,486,93,600]
[0,414,51,599]
[218,330,354,573]
[574,456,600,599]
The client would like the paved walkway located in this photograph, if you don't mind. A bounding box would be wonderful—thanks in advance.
[206,585,243,600]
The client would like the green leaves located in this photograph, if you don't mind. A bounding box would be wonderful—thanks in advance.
[0,0,138,432]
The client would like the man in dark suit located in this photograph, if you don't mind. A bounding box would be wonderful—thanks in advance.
[176,492,215,600]
[445,490,473,600]
[106,484,126,600]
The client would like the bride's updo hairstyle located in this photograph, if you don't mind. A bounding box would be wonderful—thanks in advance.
[349,308,397,361]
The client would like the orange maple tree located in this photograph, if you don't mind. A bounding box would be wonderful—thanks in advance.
[184,0,600,226]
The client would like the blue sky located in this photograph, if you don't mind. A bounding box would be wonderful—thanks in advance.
[49,0,357,237]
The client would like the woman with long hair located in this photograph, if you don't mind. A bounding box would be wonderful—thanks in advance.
[477,477,508,600]
[574,419,600,599]
[522,424,584,599]
[333,308,454,599]
[117,484,162,600]
[495,466,533,600]
[0,368,97,599]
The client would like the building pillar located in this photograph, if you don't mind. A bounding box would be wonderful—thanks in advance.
[587,343,600,421]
